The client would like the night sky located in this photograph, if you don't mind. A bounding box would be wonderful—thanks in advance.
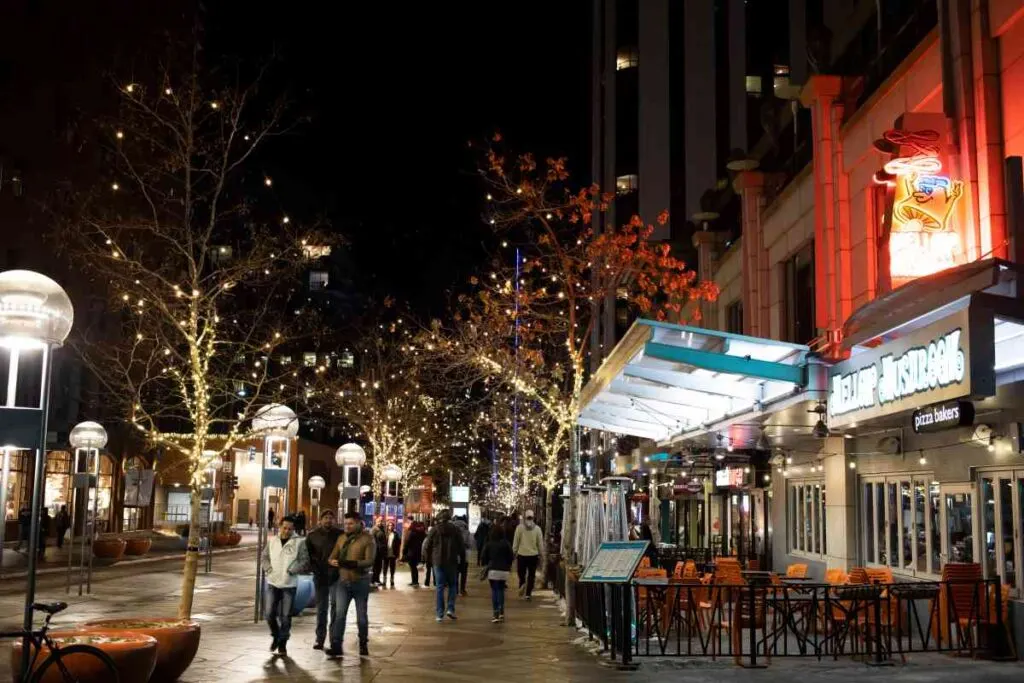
[206,3,592,315]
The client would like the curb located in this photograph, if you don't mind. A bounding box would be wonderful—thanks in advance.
[0,544,255,581]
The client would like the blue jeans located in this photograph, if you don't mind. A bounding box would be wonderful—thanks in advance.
[433,565,458,618]
[489,579,506,616]
[330,577,370,649]
[264,586,296,644]
[313,580,335,646]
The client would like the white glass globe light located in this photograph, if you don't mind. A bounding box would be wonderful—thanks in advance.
[202,450,224,471]
[253,403,298,439]
[69,421,107,450]
[308,475,326,491]
[0,270,74,349]
[335,443,366,468]
[382,463,402,482]
[337,482,345,493]
[359,485,371,494]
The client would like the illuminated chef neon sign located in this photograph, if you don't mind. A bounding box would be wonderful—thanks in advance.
[830,329,965,417]
[874,120,964,283]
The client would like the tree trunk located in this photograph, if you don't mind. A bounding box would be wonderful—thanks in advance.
[563,427,579,627]
[176,486,203,619]
[544,488,553,540]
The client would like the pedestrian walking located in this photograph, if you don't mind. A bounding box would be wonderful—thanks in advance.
[370,518,387,587]
[504,512,519,551]
[16,505,30,552]
[384,520,400,588]
[55,505,70,550]
[422,510,465,622]
[402,520,426,587]
[512,510,544,600]
[261,515,309,657]
[37,508,50,560]
[267,508,276,532]
[294,510,307,537]
[422,519,434,587]
[452,515,473,596]
[473,518,491,565]
[326,511,375,658]
[305,510,342,650]
[480,525,514,622]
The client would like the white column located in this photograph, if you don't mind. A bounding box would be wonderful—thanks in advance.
[823,436,857,570]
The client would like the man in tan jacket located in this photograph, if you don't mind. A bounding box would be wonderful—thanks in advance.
[326,511,375,658]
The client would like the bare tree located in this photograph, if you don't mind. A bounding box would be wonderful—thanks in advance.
[63,56,329,618]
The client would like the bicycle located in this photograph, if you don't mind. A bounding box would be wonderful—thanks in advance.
[1,601,119,683]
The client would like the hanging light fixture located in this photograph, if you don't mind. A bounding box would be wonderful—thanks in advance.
[811,402,830,438]
[755,428,771,451]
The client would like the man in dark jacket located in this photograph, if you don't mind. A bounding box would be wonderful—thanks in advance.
[370,518,387,587]
[422,510,465,622]
[305,510,342,650]
[473,519,491,565]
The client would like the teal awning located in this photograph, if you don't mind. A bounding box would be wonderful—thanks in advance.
[578,319,824,443]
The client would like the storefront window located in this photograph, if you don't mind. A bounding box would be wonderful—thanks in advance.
[983,478,997,578]
[44,451,73,516]
[929,482,941,573]
[788,480,826,557]
[862,473,937,577]
[944,489,973,563]
[977,471,1023,595]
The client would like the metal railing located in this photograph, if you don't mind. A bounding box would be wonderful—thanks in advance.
[575,578,1015,668]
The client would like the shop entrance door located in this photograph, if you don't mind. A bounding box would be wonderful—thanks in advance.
[939,484,975,566]
[979,471,1024,596]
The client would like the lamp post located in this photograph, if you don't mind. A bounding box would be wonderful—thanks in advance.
[308,475,325,522]
[66,420,106,596]
[381,463,402,523]
[252,403,297,622]
[334,443,366,516]
[0,270,73,680]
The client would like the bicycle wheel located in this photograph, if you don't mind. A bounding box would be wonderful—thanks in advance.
[28,644,119,683]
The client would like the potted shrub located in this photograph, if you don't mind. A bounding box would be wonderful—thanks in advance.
[227,530,242,546]
[11,629,157,683]
[123,537,152,556]
[82,618,200,683]
[92,538,127,560]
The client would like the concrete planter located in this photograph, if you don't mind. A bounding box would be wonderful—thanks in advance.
[92,538,126,561]
[11,629,158,683]
[123,538,152,556]
[83,618,200,683]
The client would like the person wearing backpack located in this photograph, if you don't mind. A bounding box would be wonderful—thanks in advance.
[422,510,465,622]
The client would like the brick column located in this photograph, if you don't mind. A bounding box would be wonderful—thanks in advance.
[733,171,767,336]
[692,228,719,328]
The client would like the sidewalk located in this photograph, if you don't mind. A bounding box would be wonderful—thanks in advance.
[0,554,1020,682]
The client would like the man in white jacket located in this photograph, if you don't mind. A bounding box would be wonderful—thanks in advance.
[261,516,310,656]
[512,510,545,600]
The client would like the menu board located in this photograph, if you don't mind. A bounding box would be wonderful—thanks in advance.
[579,541,650,583]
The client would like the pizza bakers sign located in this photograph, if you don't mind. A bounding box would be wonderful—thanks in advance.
[828,307,993,428]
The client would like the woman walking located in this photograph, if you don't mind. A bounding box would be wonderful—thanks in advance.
[402,520,426,587]
[479,525,514,623]
[384,520,400,588]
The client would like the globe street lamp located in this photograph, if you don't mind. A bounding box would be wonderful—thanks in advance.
[0,270,73,677]
[252,403,297,622]
[381,463,402,523]
[335,443,366,515]
[308,475,325,521]
[67,420,107,596]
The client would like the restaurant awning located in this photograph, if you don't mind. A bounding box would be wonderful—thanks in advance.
[578,319,827,444]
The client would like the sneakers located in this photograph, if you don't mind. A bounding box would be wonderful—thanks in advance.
[446,611,457,620]
[325,647,342,659]
[525,595,532,601]
[270,637,280,653]
[491,616,501,623]
[499,613,505,622]
[435,616,444,623]
[277,643,288,657]
[312,642,324,651]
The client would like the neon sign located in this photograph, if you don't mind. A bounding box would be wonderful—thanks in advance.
[874,126,964,282]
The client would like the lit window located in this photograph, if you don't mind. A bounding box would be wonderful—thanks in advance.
[211,245,233,264]
[278,355,292,365]
[302,245,332,259]
[788,479,826,558]
[615,174,638,195]
[303,352,317,367]
[745,76,762,95]
[340,350,355,368]
[861,475,942,577]
[615,46,638,71]
[309,270,328,290]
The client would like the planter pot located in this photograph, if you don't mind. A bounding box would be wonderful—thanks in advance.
[209,533,229,548]
[92,538,127,560]
[123,538,152,556]
[11,629,158,683]
[83,619,200,683]
[227,531,241,546]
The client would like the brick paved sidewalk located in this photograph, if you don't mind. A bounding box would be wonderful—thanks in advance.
[0,552,1020,682]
